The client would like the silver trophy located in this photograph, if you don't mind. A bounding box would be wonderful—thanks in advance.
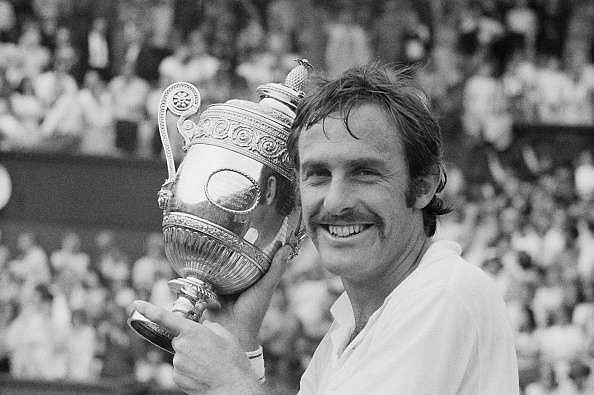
[128,60,311,353]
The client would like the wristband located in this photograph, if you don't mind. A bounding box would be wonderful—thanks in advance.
[245,345,265,384]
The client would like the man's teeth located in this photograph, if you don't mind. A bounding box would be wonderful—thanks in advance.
[327,224,367,237]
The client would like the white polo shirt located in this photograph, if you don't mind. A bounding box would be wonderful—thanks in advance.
[298,240,519,395]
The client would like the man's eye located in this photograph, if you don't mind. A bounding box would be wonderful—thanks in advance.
[354,168,379,177]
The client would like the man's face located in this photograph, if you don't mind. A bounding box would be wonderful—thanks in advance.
[298,104,419,282]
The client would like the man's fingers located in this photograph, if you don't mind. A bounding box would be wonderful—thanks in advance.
[254,244,293,291]
[172,369,208,394]
[131,300,191,337]
[203,320,236,344]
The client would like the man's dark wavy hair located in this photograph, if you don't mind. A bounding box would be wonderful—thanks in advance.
[287,62,451,236]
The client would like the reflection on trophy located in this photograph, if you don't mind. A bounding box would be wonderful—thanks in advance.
[128,60,311,353]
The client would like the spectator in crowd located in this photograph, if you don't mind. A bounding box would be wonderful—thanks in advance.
[575,150,594,202]
[370,0,409,65]
[158,40,190,85]
[504,0,538,59]
[237,32,296,92]
[17,22,50,82]
[67,309,99,381]
[533,55,571,124]
[148,260,174,311]
[401,8,431,65]
[33,57,77,109]
[94,231,130,286]
[463,59,512,152]
[109,60,149,155]
[53,27,77,76]
[50,232,90,283]
[203,58,251,107]
[0,0,15,43]
[0,95,29,150]
[78,69,114,155]
[97,301,136,380]
[536,303,586,368]
[8,232,50,286]
[158,30,221,88]
[502,51,538,123]
[562,57,594,125]
[324,7,371,78]
[87,17,110,81]
[183,29,221,86]
[39,61,83,151]
[10,77,44,145]
[5,283,66,379]
[131,233,167,300]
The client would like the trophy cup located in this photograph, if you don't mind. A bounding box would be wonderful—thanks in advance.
[128,60,311,353]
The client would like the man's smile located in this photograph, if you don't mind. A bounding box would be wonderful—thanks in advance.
[319,223,374,239]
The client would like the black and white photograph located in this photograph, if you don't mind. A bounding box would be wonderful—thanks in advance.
[0,0,592,394]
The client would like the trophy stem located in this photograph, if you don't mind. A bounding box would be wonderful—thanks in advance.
[128,276,220,354]
[169,276,221,320]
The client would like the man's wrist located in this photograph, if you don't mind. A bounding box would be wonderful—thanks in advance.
[246,346,265,384]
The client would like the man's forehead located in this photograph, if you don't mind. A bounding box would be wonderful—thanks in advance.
[300,103,401,152]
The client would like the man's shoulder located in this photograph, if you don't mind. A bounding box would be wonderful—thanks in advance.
[413,242,504,310]
[437,253,503,310]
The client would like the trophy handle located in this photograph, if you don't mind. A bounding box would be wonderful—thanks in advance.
[158,82,202,183]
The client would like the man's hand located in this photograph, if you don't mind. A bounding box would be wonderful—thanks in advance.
[132,300,263,394]
[203,244,293,351]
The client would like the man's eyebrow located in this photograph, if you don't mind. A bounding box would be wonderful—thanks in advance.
[343,158,393,175]
[300,160,327,171]
[300,158,390,172]
[346,158,387,169]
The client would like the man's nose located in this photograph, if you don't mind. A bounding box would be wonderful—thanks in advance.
[323,177,355,215]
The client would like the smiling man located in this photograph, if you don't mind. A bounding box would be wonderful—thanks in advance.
[132,64,519,394]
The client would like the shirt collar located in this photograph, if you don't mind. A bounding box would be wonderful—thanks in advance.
[329,239,462,327]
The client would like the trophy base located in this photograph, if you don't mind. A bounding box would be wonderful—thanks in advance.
[128,310,175,354]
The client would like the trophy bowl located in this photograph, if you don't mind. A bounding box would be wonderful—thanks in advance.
[128,60,311,353]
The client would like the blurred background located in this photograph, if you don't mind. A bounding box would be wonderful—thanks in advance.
[0,0,592,394]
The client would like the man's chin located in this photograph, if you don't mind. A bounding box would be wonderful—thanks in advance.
[317,251,367,277]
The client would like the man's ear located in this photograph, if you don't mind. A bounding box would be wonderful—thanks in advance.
[412,174,439,209]
[265,175,277,205]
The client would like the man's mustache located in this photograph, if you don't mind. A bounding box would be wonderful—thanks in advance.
[310,209,382,226]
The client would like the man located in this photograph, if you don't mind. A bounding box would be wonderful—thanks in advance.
[132,64,519,394]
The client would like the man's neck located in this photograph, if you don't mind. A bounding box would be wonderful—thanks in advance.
[342,231,431,338]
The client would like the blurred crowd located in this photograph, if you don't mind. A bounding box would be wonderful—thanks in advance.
[0,0,591,157]
[0,230,179,387]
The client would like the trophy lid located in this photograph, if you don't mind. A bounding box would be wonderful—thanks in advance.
[189,59,312,181]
